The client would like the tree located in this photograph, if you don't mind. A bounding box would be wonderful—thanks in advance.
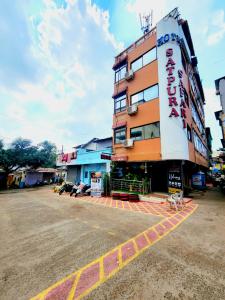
[36,141,57,168]
[0,138,57,175]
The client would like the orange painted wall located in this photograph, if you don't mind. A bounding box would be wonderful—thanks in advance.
[113,98,161,161]
[112,30,208,168]
[112,33,161,162]
[114,138,161,162]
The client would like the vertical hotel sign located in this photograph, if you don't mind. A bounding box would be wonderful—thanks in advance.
[156,17,189,161]
[165,48,187,128]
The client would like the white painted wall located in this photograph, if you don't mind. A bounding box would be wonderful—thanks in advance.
[157,17,189,160]
[219,78,225,113]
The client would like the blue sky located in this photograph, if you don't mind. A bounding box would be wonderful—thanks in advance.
[0,0,225,152]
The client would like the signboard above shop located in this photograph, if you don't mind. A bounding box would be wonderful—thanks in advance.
[100,153,111,160]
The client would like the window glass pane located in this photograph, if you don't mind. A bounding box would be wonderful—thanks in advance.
[144,123,160,139]
[187,126,192,141]
[131,91,143,105]
[131,57,142,72]
[115,101,120,109]
[121,99,126,108]
[114,93,126,113]
[131,127,143,141]
[131,122,160,141]
[115,128,126,144]
[120,66,126,79]
[115,71,119,82]
[144,84,158,101]
[115,64,127,82]
[143,47,156,66]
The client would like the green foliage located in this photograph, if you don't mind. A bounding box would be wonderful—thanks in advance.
[103,173,111,196]
[125,172,141,181]
[0,138,57,173]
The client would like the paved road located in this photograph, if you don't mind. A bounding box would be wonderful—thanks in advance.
[0,187,159,300]
[0,187,225,299]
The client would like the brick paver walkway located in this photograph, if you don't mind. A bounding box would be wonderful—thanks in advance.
[72,196,187,217]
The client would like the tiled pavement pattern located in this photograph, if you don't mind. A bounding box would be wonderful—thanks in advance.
[68,196,186,218]
[30,198,197,300]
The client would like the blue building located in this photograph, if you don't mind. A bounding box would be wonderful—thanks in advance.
[57,137,112,184]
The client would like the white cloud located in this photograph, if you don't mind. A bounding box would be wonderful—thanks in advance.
[1,0,120,152]
[207,10,225,45]
[126,0,167,26]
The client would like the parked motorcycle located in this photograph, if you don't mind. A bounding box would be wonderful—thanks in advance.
[58,182,74,195]
[74,184,91,197]
[70,183,79,197]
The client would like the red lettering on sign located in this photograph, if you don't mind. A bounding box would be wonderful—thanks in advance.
[166,66,175,76]
[167,76,175,86]
[178,70,183,78]
[165,51,187,130]
[169,107,179,117]
[168,97,178,106]
[167,86,176,96]
[166,57,176,68]
[166,48,173,57]
[180,108,187,118]
[180,100,186,108]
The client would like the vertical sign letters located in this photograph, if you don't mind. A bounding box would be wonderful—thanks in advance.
[166,48,186,129]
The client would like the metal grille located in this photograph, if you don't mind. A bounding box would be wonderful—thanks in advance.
[111,179,150,194]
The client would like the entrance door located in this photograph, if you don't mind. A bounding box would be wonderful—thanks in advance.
[151,163,168,192]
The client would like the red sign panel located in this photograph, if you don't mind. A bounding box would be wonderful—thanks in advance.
[111,155,128,162]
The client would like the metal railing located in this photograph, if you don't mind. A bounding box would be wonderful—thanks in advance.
[114,27,156,62]
[111,178,150,194]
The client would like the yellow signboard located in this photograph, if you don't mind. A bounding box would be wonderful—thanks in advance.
[168,187,182,194]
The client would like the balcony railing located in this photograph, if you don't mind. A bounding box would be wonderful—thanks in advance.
[114,27,156,65]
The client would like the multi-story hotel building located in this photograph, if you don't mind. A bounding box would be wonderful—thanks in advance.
[111,9,209,193]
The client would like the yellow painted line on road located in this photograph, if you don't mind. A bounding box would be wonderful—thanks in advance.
[122,200,125,209]
[115,199,118,208]
[99,257,104,281]
[132,238,139,253]
[118,246,123,267]
[67,270,81,300]
[30,204,198,300]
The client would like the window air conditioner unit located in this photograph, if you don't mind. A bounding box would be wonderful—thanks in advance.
[127,104,138,115]
[125,69,134,81]
[123,139,134,148]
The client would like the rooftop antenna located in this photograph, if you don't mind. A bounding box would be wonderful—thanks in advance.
[139,10,153,35]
